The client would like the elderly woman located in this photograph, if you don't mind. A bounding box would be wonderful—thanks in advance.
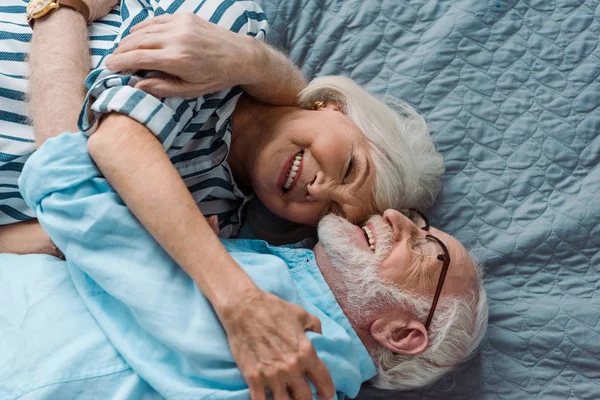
[2,0,443,398]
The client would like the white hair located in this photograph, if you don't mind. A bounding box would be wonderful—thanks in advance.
[298,76,444,211]
[371,256,489,390]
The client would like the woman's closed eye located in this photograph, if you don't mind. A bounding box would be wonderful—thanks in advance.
[343,156,355,184]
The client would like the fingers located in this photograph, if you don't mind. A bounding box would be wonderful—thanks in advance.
[114,27,166,55]
[264,373,290,400]
[134,78,180,97]
[105,50,170,73]
[304,353,335,400]
[303,313,323,335]
[130,14,176,33]
[248,381,267,400]
[134,78,202,98]
[297,317,334,400]
[111,31,165,56]
[287,375,313,400]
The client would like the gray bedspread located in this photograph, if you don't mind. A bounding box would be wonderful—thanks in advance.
[256,0,600,398]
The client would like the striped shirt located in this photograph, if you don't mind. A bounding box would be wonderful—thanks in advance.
[0,0,268,238]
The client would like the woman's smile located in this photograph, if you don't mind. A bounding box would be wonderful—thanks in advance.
[279,150,305,195]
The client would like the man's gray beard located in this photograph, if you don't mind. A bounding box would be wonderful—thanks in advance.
[317,215,401,323]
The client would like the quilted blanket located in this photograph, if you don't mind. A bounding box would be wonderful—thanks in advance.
[256,0,600,398]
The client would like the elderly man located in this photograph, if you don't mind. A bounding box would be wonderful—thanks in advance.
[0,132,488,399]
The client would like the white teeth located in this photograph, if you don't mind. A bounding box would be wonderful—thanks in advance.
[362,226,376,251]
[284,152,304,190]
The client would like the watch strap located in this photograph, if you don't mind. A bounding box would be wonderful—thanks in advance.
[57,0,90,23]
[28,0,90,28]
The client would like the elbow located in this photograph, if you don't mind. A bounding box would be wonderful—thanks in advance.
[87,112,165,166]
[87,113,134,160]
[87,127,115,161]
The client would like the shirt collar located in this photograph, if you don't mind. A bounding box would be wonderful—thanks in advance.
[263,243,378,383]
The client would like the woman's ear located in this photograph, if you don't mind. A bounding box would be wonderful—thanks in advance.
[317,102,343,113]
[370,317,429,355]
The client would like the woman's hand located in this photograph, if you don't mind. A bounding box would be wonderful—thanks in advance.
[218,287,335,400]
[83,0,119,22]
[105,13,259,98]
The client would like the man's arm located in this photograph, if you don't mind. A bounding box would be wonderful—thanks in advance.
[240,39,307,106]
[1,6,91,256]
[106,13,306,105]
[29,7,89,147]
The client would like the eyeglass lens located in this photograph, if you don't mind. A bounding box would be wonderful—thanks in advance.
[409,236,444,258]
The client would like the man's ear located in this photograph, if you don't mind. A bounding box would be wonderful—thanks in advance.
[370,317,429,355]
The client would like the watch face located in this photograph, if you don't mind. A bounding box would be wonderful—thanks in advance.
[27,0,54,16]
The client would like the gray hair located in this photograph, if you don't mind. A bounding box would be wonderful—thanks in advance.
[298,76,444,212]
[371,256,489,390]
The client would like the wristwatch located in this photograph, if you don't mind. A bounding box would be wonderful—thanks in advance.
[26,0,90,28]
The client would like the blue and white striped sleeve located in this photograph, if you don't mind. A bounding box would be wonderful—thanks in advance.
[77,0,269,151]
[229,1,269,40]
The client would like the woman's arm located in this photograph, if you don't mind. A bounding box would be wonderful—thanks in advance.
[88,113,335,400]
[105,13,306,105]
[0,220,59,256]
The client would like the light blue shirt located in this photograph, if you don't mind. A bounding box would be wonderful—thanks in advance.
[0,132,376,399]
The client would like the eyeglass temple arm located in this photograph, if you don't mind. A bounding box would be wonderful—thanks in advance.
[424,255,450,331]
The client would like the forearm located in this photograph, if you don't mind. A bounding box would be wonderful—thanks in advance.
[87,113,257,309]
[29,8,90,147]
[0,220,57,256]
[242,39,306,106]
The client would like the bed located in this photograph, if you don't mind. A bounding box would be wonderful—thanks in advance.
[254,0,600,398]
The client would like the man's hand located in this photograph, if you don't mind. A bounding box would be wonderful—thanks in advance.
[219,288,336,400]
[104,12,306,105]
[105,13,254,98]
[83,0,119,22]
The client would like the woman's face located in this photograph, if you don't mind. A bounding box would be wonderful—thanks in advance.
[250,105,377,226]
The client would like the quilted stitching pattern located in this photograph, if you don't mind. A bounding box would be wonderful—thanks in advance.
[257,0,600,398]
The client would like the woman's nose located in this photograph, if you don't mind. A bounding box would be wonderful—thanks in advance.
[306,171,329,201]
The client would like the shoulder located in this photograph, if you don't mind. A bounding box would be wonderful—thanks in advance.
[197,0,269,39]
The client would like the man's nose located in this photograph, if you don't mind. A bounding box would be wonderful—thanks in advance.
[383,209,418,241]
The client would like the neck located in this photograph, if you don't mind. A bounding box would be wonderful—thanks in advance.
[229,95,292,187]
[229,95,261,187]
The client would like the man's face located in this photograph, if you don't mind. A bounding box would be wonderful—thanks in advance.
[315,210,477,317]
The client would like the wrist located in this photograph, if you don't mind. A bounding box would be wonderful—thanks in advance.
[210,278,260,317]
[33,6,86,29]
[239,36,269,87]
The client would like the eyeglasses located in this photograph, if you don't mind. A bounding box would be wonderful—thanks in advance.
[400,209,451,331]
